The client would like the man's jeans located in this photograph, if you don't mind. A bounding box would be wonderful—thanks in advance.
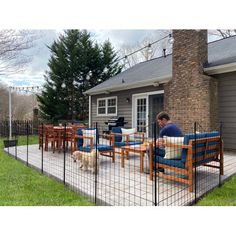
[144,147,165,173]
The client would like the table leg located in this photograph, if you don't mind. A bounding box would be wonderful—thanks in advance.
[121,148,125,168]
[140,151,144,173]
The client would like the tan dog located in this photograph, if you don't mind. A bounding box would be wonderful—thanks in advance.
[72,149,99,173]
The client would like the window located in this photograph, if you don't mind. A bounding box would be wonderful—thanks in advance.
[97,97,117,116]
[98,99,106,115]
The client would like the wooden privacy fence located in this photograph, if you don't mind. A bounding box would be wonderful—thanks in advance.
[0,120,37,137]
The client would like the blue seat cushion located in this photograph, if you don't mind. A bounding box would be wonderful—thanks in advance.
[114,141,143,147]
[127,141,143,145]
[79,144,113,153]
[97,144,113,152]
[154,156,185,169]
[195,157,218,167]
[112,127,122,142]
[154,155,218,170]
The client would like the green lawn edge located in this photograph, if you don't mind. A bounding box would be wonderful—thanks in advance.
[0,136,94,206]
[196,175,236,206]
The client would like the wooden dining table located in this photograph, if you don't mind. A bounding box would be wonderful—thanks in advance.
[52,125,86,153]
[53,126,73,152]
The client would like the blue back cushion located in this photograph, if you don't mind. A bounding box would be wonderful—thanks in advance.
[181,132,220,163]
[112,127,122,142]
[77,128,84,147]
[77,128,99,148]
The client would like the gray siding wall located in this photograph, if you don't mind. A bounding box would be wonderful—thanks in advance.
[91,85,164,130]
[216,72,236,150]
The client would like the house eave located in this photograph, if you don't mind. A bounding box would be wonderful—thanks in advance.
[204,62,236,75]
[84,74,172,96]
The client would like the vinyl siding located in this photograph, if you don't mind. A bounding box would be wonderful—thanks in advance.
[217,72,236,150]
[91,85,164,131]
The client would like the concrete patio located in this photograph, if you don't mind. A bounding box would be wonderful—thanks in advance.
[5,144,236,206]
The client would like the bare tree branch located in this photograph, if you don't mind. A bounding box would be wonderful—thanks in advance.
[0,30,41,75]
[215,29,236,38]
[119,30,172,70]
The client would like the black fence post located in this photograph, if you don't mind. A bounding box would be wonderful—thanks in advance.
[194,122,197,204]
[41,123,44,174]
[153,122,157,206]
[95,122,98,205]
[63,123,66,185]
[26,121,29,166]
[219,122,223,187]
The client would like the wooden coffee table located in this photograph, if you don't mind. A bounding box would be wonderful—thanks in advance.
[120,143,152,173]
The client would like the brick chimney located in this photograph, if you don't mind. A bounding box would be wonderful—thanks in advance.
[164,30,218,132]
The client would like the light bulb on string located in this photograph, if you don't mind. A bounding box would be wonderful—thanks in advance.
[147,43,153,54]
[168,34,174,44]
[124,55,129,64]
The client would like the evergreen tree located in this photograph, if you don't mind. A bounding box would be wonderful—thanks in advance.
[37,30,122,122]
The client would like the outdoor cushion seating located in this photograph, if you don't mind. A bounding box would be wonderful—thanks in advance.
[149,131,224,192]
[76,128,115,162]
[111,127,145,155]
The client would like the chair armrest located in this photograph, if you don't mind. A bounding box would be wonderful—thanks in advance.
[111,132,130,137]
[165,142,191,149]
[134,132,145,142]
[103,133,115,146]
[111,132,130,143]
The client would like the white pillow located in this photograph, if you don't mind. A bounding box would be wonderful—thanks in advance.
[82,129,97,147]
[121,128,136,142]
[163,136,184,159]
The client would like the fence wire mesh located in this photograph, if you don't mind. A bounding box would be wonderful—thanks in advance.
[1,120,235,206]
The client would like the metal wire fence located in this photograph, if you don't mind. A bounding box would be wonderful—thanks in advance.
[2,120,236,206]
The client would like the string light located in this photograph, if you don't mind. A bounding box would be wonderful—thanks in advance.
[124,55,129,64]
[120,33,173,64]
[11,85,42,94]
[168,33,174,44]
[147,43,153,54]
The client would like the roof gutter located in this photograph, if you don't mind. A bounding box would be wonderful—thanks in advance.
[84,74,172,96]
[204,61,236,75]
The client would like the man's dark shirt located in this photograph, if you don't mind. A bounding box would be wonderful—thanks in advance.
[160,123,183,138]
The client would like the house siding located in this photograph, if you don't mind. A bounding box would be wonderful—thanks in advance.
[216,72,236,150]
[91,85,164,130]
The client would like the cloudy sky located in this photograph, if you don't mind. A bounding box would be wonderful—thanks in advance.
[0,29,170,87]
[0,0,233,89]
[0,29,222,88]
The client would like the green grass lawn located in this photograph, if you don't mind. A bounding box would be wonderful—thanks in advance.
[0,136,94,206]
[196,175,236,206]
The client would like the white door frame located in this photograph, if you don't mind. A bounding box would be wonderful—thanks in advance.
[132,90,164,136]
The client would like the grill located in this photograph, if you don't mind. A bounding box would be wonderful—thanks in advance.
[104,117,127,133]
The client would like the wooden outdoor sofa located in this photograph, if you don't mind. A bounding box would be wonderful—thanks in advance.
[150,131,224,192]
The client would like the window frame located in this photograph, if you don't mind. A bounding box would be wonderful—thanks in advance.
[97,96,117,116]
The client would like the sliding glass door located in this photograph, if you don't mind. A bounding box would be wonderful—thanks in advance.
[133,92,164,137]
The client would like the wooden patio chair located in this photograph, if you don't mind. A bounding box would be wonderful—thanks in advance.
[44,125,56,152]
[111,127,145,156]
[75,127,115,162]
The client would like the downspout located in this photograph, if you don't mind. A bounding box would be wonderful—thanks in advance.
[89,95,91,127]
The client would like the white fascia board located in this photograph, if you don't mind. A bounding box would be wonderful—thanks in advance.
[204,62,236,75]
[84,74,171,96]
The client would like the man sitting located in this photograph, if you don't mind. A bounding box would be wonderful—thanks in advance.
[155,111,183,171]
